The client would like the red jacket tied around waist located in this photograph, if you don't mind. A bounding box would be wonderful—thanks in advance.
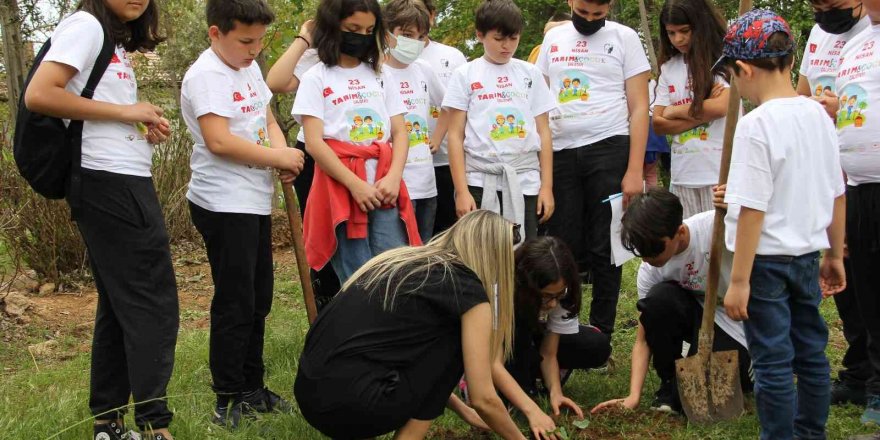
[303,139,422,270]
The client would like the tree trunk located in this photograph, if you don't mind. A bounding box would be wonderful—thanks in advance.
[0,0,26,127]
[637,0,658,76]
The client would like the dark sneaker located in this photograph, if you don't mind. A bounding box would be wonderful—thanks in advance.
[139,432,168,440]
[862,395,880,426]
[94,421,139,440]
[242,387,292,413]
[832,379,867,405]
[212,400,244,428]
[651,379,682,414]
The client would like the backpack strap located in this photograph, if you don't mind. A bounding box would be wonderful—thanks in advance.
[67,29,116,220]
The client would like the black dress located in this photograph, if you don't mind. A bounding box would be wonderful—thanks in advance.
[294,263,488,439]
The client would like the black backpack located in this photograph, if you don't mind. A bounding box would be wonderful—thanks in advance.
[13,26,115,205]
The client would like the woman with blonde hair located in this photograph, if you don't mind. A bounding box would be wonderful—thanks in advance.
[294,210,532,439]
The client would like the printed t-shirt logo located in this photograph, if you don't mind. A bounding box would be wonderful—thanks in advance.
[233,92,245,102]
[323,87,334,97]
[471,82,484,91]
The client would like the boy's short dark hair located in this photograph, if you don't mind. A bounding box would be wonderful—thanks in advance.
[475,0,524,37]
[207,0,275,34]
[728,32,794,74]
[620,187,684,258]
[384,0,432,35]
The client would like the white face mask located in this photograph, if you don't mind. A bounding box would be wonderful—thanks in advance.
[388,32,425,64]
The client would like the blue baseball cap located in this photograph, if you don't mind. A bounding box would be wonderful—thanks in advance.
[711,9,795,72]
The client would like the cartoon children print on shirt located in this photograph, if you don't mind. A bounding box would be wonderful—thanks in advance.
[405,114,430,147]
[812,76,836,97]
[557,69,590,104]
[677,124,711,145]
[837,84,869,129]
[490,107,527,141]
[348,108,385,142]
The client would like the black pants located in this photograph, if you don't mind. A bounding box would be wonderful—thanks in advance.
[833,258,870,386]
[293,142,342,302]
[506,323,611,395]
[543,136,629,334]
[468,185,538,239]
[189,202,273,396]
[432,165,456,235]
[295,335,462,439]
[847,184,880,395]
[75,169,179,430]
[638,282,752,389]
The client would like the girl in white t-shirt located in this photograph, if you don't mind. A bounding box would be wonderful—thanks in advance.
[652,0,731,218]
[502,237,610,423]
[24,1,176,438]
[292,0,419,284]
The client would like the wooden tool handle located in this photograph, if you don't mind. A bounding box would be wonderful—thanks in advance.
[281,183,318,324]
[697,0,751,357]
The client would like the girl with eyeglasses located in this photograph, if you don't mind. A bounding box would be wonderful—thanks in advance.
[474,236,610,429]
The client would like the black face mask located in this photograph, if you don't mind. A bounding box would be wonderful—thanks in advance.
[341,31,374,58]
[814,4,861,35]
[572,11,605,36]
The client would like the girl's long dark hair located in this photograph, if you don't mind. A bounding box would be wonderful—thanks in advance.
[514,237,582,332]
[78,0,165,52]
[312,0,386,73]
[657,0,726,118]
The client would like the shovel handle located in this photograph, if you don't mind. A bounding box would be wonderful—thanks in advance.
[281,183,318,325]
[697,0,751,357]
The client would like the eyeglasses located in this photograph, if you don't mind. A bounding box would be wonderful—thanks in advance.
[541,286,568,305]
[512,223,522,245]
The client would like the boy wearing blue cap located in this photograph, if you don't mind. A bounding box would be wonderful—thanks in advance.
[714,9,847,440]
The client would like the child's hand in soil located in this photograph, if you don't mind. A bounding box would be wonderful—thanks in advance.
[590,395,638,413]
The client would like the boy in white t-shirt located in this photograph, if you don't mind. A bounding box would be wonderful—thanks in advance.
[383,0,446,243]
[443,0,556,239]
[536,0,651,336]
[419,0,468,235]
[715,10,846,440]
[592,188,750,415]
[796,0,870,408]
[834,1,880,424]
[180,0,304,427]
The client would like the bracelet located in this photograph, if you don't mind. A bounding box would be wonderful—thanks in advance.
[296,35,311,47]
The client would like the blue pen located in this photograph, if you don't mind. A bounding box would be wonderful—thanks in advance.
[601,193,623,203]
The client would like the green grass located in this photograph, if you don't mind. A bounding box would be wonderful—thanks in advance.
[0,260,875,439]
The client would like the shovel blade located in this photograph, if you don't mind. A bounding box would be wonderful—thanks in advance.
[675,350,744,424]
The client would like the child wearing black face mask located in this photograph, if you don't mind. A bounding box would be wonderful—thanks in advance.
[796,0,870,409]
[535,0,651,337]
[292,0,422,285]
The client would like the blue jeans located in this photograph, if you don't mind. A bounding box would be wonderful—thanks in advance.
[411,197,437,244]
[330,207,408,284]
[745,252,830,440]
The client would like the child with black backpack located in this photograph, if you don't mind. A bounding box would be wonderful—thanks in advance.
[23,1,177,439]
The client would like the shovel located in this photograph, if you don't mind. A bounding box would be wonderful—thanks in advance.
[281,182,318,325]
[674,0,751,423]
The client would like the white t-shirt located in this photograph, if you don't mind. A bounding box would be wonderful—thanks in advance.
[724,97,845,256]
[637,211,746,348]
[442,57,556,195]
[655,55,729,187]
[536,21,651,151]
[181,49,275,215]
[799,17,871,97]
[542,304,579,335]
[292,63,406,185]
[44,11,151,177]
[294,49,321,144]
[835,24,880,186]
[384,60,445,199]
[419,40,468,166]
